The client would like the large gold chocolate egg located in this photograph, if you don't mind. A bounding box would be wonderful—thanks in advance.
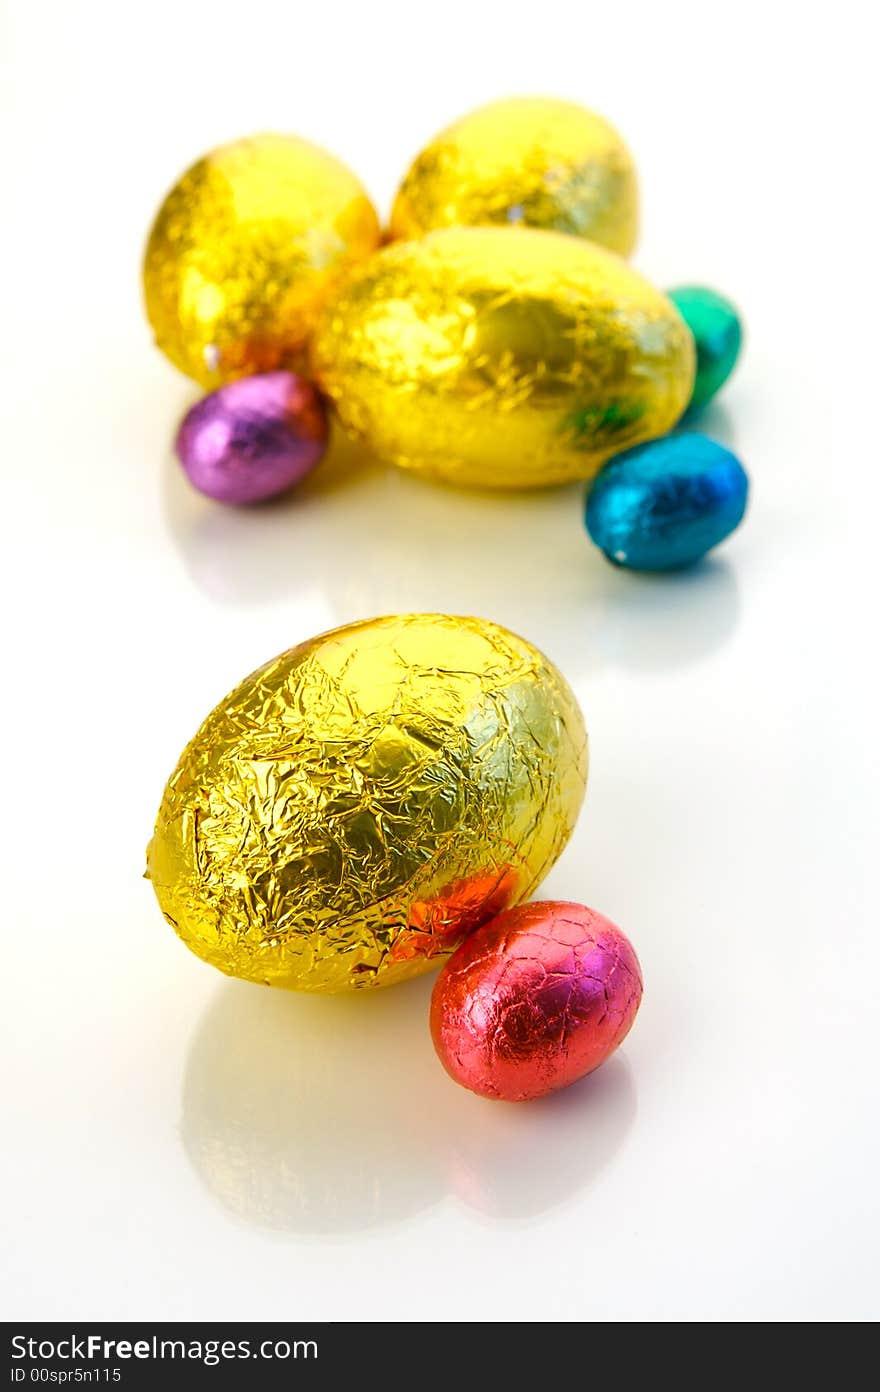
[389,97,638,255]
[147,614,588,993]
[143,134,381,388]
[312,226,695,490]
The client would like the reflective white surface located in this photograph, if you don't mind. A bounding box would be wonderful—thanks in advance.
[3,0,877,1322]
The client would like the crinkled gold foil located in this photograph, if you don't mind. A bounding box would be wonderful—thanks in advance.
[143,134,381,388]
[311,226,695,490]
[389,97,639,255]
[146,615,588,993]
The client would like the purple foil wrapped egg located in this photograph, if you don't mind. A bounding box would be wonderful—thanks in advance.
[175,372,328,504]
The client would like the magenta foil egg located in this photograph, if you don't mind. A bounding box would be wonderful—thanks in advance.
[431,901,643,1101]
[175,371,328,504]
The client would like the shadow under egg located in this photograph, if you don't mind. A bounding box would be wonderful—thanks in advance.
[162,410,741,678]
[675,398,738,447]
[181,977,637,1235]
[161,422,391,608]
[587,555,741,672]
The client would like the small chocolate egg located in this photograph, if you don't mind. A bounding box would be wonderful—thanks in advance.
[143,134,381,388]
[585,433,749,571]
[147,615,588,993]
[431,901,642,1101]
[175,372,327,504]
[312,226,694,489]
[667,285,743,411]
[389,97,638,256]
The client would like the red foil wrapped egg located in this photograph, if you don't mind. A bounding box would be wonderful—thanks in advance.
[430,901,642,1101]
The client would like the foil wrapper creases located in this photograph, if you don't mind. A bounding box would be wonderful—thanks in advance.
[143,134,381,388]
[390,96,639,255]
[312,226,694,490]
[431,900,643,1101]
[147,615,588,993]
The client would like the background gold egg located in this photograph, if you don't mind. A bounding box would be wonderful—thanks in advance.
[390,96,638,255]
[143,133,381,388]
[313,226,694,489]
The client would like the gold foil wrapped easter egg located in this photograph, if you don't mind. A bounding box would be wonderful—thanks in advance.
[143,134,381,388]
[389,97,638,255]
[147,614,588,993]
[312,227,695,490]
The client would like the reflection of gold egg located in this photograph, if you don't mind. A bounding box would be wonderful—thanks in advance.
[147,614,588,993]
[390,97,638,255]
[313,227,694,489]
[143,134,380,388]
[182,981,637,1232]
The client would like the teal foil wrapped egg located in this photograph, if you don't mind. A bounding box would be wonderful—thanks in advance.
[667,286,742,411]
[585,433,749,571]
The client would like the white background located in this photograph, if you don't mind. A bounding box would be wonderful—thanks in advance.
[3,0,877,1323]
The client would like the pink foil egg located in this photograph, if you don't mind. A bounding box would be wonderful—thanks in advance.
[175,371,327,504]
[430,900,642,1102]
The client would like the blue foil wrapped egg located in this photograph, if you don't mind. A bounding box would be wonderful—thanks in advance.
[585,434,749,571]
[667,285,743,412]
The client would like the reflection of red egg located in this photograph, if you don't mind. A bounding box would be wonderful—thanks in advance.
[182,977,637,1233]
[389,865,520,963]
[431,901,642,1102]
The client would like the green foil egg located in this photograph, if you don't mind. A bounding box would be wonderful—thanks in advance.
[667,286,742,412]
